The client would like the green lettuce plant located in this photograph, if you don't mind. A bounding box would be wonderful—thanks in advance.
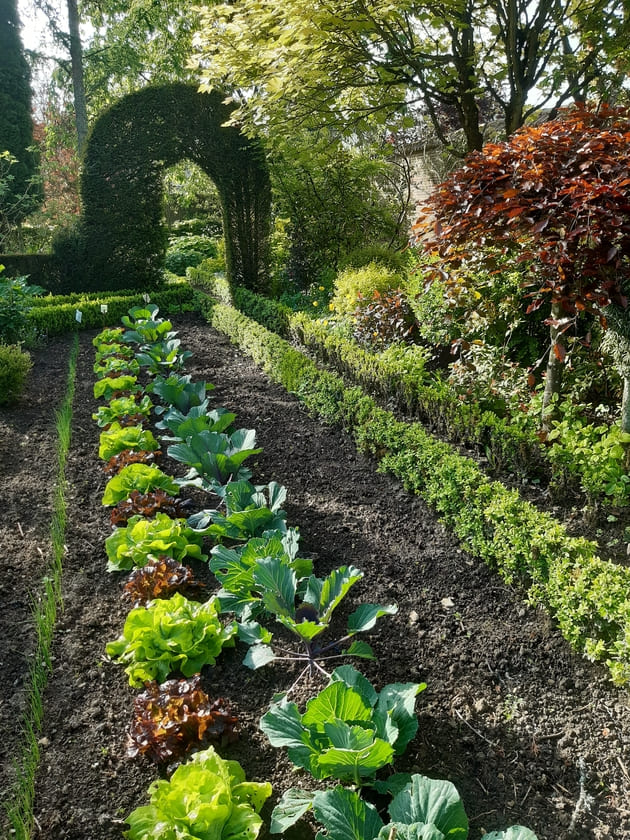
[102,463,179,506]
[188,480,288,542]
[94,341,136,363]
[93,355,140,379]
[98,422,159,461]
[168,429,262,490]
[106,592,237,686]
[124,746,271,840]
[92,394,154,428]
[105,513,206,571]
[260,665,424,786]
[93,374,141,400]
[92,327,124,346]
[271,775,538,839]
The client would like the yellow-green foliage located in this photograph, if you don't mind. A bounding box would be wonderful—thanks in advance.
[0,344,32,406]
[330,262,404,316]
[203,296,630,686]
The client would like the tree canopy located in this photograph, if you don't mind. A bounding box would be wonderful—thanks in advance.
[193,0,630,153]
[0,0,42,231]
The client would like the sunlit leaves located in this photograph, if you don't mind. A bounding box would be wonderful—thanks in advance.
[127,675,237,763]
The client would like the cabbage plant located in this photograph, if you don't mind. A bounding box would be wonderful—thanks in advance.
[168,429,262,490]
[271,775,538,840]
[148,372,213,415]
[120,304,174,345]
[225,557,397,677]
[188,480,288,542]
[156,403,236,441]
[261,665,424,786]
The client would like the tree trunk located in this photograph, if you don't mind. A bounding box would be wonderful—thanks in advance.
[541,299,565,428]
[67,0,88,154]
[621,377,630,434]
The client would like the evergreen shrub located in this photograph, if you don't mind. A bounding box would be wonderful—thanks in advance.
[61,84,270,293]
[203,298,630,685]
[0,343,31,405]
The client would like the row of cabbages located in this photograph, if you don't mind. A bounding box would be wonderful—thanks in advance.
[91,304,538,840]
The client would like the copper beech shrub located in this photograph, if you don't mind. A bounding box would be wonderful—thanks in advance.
[414,103,630,408]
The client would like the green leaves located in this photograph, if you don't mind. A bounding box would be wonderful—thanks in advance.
[312,787,384,840]
[92,394,153,428]
[99,422,159,461]
[106,592,237,687]
[168,428,262,489]
[260,665,424,783]
[105,513,206,571]
[93,374,140,400]
[149,372,213,415]
[271,778,539,839]
[387,775,469,838]
[156,404,236,440]
[124,746,271,840]
[102,463,179,506]
[135,337,192,374]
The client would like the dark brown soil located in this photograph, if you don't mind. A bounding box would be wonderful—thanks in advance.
[1,315,630,840]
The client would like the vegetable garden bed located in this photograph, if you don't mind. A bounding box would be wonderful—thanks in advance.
[1,313,629,839]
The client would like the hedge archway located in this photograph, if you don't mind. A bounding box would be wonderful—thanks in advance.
[78,84,270,292]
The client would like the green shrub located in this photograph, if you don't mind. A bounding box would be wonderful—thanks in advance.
[330,262,404,316]
[0,271,44,344]
[79,84,270,293]
[27,284,196,337]
[338,244,408,272]
[202,297,630,685]
[165,235,218,276]
[0,343,32,405]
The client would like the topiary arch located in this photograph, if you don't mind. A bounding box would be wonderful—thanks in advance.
[77,84,271,293]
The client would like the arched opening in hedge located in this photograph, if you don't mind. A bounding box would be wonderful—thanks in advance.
[76,84,270,293]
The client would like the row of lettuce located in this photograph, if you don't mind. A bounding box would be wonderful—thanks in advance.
[91,303,537,839]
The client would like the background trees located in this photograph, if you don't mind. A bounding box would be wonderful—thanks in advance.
[193,0,630,154]
[0,0,42,242]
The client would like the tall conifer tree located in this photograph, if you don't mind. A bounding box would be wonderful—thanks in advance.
[0,0,42,229]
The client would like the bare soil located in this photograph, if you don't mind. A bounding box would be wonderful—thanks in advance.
[1,314,630,840]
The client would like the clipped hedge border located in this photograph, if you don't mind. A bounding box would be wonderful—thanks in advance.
[29,286,182,308]
[202,298,630,686]
[289,313,545,478]
[27,284,198,336]
[187,266,544,480]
